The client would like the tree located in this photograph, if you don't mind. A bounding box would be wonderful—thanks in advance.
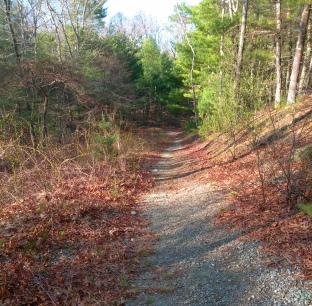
[287,4,311,104]
[176,4,198,127]
[42,0,107,61]
[275,0,282,108]
[134,36,182,120]
[234,0,248,104]
[299,20,311,92]
[3,0,20,63]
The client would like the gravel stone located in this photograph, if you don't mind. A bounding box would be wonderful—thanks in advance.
[126,131,312,306]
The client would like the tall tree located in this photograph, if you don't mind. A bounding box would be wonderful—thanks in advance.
[275,0,282,108]
[287,4,311,104]
[3,0,20,63]
[299,21,311,92]
[234,0,248,104]
[136,37,179,119]
[176,4,198,128]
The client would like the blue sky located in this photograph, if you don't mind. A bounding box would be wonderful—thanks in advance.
[106,0,201,24]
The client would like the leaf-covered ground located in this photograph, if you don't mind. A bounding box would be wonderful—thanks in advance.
[0,128,168,305]
[183,99,312,282]
[1,100,311,304]
[0,168,155,304]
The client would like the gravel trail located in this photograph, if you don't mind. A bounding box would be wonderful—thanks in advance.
[126,131,312,306]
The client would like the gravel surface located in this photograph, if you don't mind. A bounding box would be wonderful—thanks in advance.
[126,131,312,306]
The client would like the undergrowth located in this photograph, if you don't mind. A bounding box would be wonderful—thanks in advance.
[188,97,312,280]
[0,119,157,304]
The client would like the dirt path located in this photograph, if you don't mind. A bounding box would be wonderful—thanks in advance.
[126,131,312,306]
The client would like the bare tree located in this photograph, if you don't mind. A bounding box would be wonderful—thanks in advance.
[287,4,311,104]
[225,0,238,19]
[47,0,74,59]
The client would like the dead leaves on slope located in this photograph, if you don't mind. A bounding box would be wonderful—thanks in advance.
[0,162,154,305]
[183,102,312,281]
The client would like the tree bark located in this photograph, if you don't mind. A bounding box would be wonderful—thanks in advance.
[234,0,248,105]
[287,4,311,104]
[275,0,282,108]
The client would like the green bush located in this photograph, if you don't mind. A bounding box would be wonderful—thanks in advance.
[182,120,197,133]
[298,203,312,219]
[167,104,193,117]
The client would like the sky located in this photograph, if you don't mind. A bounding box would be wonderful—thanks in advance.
[106,0,201,24]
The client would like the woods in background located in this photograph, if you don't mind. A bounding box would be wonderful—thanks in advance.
[1,0,311,141]
[172,0,312,134]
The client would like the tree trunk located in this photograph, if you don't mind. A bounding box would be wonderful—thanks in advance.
[46,0,73,59]
[227,0,238,20]
[275,0,282,108]
[42,95,48,139]
[177,6,198,128]
[234,0,248,105]
[299,21,311,93]
[4,0,20,64]
[39,85,51,140]
[219,1,225,103]
[287,4,311,104]
[305,51,312,90]
[29,121,37,148]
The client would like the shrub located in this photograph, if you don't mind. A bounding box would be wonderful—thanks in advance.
[182,120,197,133]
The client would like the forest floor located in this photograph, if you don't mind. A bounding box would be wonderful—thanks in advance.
[125,129,312,306]
[1,101,312,305]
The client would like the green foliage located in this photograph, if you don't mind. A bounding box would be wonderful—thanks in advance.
[99,33,142,82]
[94,134,116,146]
[167,104,193,117]
[138,37,161,81]
[92,119,118,160]
[183,120,197,133]
[136,36,184,117]
[36,31,59,60]
[298,203,312,219]
[198,79,218,118]
[98,120,112,130]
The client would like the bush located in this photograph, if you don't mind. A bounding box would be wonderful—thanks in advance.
[183,120,197,133]
[298,203,312,219]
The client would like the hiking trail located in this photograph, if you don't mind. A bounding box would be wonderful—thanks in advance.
[126,130,312,306]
